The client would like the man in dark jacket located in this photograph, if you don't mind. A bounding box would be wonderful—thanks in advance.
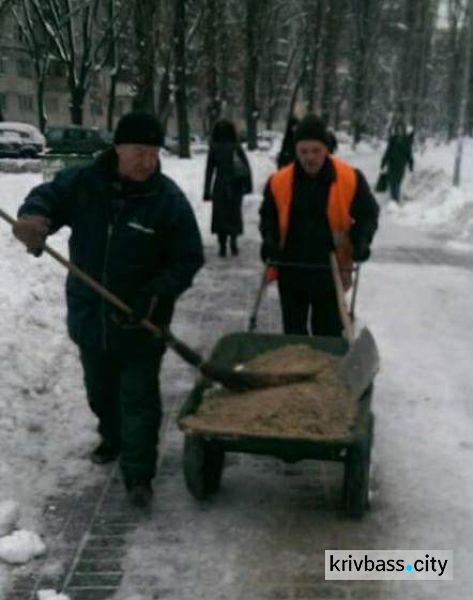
[13,112,204,508]
[381,122,414,202]
[259,114,379,337]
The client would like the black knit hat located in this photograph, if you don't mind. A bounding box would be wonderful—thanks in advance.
[114,112,164,147]
[294,114,329,146]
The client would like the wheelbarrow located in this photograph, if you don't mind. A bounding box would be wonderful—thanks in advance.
[178,254,379,517]
[177,327,379,517]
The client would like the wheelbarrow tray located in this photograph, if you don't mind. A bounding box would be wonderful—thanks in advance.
[177,329,378,516]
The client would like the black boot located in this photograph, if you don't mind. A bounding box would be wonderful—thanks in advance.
[125,479,153,508]
[230,236,239,256]
[90,439,119,464]
[218,234,227,257]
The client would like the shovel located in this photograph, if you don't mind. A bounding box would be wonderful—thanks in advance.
[329,251,355,344]
[1,208,315,392]
[247,265,269,332]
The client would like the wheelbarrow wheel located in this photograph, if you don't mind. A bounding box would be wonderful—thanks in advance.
[183,436,225,500]
[343,413,374,518]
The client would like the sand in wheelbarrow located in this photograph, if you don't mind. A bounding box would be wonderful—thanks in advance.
[237,344,339,379]
[181,345,357,439]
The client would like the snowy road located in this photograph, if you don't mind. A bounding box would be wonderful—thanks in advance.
[1,141,473,599]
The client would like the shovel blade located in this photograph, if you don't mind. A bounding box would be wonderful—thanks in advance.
[337,327,380,401]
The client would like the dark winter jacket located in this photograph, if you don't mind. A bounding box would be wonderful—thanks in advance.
[18,150,204,352]
[203,141,252,236]
[259,157,379,289]
[381,134,414,182]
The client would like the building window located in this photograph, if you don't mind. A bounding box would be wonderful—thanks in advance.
[90,99,103,116]
[0,93,7,111]
[17,58,33,78]
[0,57,6,76]
[18,94,34,112]
[46,97,59,113]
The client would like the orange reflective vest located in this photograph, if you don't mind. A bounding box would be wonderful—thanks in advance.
[268,157,357,289]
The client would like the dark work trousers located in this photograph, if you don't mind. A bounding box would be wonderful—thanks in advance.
[79,346,164,483]
[217,233,238,256]
[277,278,343,337]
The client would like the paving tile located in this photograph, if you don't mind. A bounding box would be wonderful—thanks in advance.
[68,572,123,587]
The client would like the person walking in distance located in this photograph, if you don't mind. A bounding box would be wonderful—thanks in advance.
[203,119,252,257]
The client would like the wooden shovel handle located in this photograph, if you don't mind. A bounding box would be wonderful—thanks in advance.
[329,252,355,344]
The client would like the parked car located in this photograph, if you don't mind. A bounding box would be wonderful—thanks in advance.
[0,122,45,157]
[164,134,208,155]
[0,131,25,158]
[45,126,111,155]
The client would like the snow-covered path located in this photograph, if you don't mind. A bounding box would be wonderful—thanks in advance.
[1,140,473,599]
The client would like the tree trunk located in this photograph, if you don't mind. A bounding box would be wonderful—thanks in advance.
[321,0,342,126]
[70,86,86,125]
[245,0,260,150]
[107,73,118,132]
[174,0,191,158]
[204,0,221,131]
[132,0,157,112]
[157,55,172,133]
[453,0,473,186]
[106,0,119,131]
[305,0,324,112]
[36,78,47,132]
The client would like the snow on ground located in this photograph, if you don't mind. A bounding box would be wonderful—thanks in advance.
[380,139,473,247]
[0,135,472,596]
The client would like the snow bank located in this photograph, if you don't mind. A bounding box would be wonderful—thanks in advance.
[383,139,473,244]
[0,529,45,565]
[37,590,70,600]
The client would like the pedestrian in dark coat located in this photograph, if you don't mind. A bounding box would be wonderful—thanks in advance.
[381,122,414,202]
[12,112,204,508]
[277,116,299,168]
[260,114,379,337]
[203,119,252,257]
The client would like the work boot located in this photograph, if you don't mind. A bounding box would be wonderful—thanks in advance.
[125,480,153,509]
[90,440,119,464]
[218,244,227,257]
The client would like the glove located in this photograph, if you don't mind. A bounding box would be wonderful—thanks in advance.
[352,241,371,262]
[112,288,158,329]
[13,215,51,256]
[130,291,158,323]
[260,238,280,263]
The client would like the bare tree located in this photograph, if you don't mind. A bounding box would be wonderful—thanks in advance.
[244,0,270,149]
[203,0,221,130]
[131,0,157,112]
[446,0,467,139]
[321,0,344,127]
[30,0,124,124]
[348,0,383,143]
[173,0,191,157]
[454,0,473,184]
[302,0,324,113]
[12,0,52,132]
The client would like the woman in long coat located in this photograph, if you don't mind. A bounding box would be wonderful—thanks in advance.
[203,119,252,257]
